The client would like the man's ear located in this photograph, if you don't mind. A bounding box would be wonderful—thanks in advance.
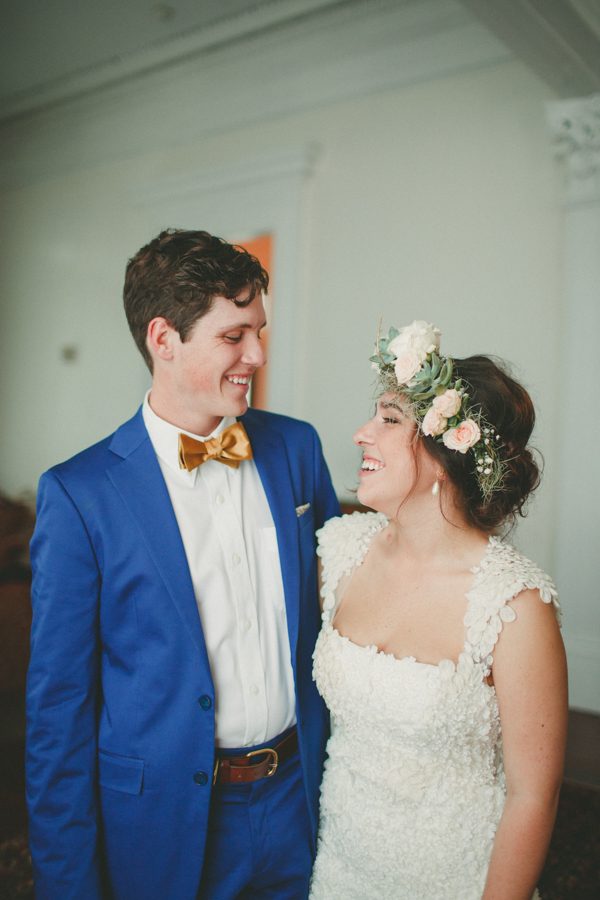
[146,317,176,363]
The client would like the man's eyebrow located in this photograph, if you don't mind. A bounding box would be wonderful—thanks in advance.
[219,319,267,331]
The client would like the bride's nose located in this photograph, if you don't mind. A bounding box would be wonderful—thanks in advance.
[353,420,373,446]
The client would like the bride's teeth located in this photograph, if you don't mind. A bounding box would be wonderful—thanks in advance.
[228,376,249,384]
[361,460,383,471]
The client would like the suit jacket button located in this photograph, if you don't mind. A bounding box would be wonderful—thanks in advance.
[193,771,208,786]
[198,695,212,710]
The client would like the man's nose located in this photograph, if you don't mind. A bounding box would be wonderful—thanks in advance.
[242,335,266,368]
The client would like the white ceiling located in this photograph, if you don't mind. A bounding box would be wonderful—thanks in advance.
[1,1,258,97]
[1,0,599,123]
[0,0,357,118]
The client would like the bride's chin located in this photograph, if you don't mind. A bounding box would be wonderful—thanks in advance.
[357,486,382,513]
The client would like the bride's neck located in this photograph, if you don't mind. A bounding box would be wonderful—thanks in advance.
[382,500,488,568]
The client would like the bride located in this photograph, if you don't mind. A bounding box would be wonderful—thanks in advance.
[309,321,567,900]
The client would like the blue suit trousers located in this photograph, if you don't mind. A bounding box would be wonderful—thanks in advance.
[198,734,312,899]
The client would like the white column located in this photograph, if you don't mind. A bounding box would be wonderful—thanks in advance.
[546,94,600,712]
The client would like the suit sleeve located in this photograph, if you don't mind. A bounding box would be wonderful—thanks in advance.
[310,427,340,530]
[26,471,103,900]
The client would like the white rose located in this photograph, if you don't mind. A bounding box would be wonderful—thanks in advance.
[394,349,422,385]
[388,320,441,363]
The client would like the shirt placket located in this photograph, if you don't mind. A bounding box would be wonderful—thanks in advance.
[202,462,268,745]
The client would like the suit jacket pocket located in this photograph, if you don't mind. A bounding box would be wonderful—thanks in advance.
[98,750,144,795]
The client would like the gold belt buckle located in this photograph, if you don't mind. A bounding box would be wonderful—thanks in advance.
[245,746,279,777]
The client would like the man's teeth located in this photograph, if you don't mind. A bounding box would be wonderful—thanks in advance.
[227,376,250,385]
[361,460,384,471]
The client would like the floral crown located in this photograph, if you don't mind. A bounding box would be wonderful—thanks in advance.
[370,320,506,503]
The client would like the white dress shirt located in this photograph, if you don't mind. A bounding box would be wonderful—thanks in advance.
[142,394,296,748]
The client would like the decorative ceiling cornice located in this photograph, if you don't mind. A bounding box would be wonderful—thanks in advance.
[547,93,600,176]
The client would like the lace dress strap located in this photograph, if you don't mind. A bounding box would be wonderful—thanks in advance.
[316,512,388,624]
[463,537,560,677]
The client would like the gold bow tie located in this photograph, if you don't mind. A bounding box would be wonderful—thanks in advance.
[178,422,253,471]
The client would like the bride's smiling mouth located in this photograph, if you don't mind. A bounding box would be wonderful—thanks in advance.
[359,456,385,475]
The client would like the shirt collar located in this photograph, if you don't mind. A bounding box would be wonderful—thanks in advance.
[142,391,236,479]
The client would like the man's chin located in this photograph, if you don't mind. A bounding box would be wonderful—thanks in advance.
[226,397,249,418]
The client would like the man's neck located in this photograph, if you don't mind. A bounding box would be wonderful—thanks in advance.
[147,388,222,437]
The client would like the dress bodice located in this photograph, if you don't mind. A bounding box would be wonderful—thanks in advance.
[309,512,559,900]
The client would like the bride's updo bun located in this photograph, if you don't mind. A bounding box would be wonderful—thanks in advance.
[421,356,541,532]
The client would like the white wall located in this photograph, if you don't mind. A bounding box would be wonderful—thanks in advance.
[1,2,596,709]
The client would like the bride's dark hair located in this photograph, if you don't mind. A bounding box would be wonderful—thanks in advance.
[420,356,541,532]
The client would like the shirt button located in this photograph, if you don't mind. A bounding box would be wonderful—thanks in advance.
[232,553,241,566]
[242,619,252,632]
[249,684,259,696]
[193,771,208,786]
[198,695,212,710]
[215,494,224,506]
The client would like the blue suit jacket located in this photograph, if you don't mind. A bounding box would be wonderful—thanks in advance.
[26,407,339,900]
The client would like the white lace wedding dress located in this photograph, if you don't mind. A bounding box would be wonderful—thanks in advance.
[309,513,559,900]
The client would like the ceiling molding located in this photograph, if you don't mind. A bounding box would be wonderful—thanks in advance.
[458,0,600,96]
[0,0,352,122]
[130,146,321,206]
[0,1,512,191]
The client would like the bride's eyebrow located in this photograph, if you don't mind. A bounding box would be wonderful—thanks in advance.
[380,400,404,413]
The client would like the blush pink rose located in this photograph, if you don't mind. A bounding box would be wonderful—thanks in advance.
[394,349,422,385]
[432,389,462,418]
[442,419,481,453]
[421,406,447,437]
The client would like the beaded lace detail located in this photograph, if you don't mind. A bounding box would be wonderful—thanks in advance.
[309,513,557,900]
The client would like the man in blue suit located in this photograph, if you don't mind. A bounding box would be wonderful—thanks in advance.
[26,229,339,899]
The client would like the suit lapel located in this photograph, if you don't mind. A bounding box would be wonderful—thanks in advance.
[107,411,211,671]
[243,413,301,660]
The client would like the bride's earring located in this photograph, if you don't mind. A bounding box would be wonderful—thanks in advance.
[431,479,440,497]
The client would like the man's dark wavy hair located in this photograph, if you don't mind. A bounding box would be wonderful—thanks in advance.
[123,228,269,371]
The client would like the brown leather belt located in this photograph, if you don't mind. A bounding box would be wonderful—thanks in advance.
[213,728,298,786]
